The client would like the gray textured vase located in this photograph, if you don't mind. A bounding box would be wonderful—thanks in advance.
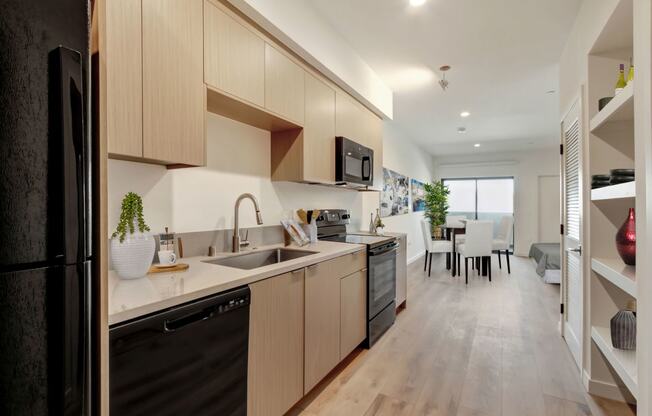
[610,310,636,350]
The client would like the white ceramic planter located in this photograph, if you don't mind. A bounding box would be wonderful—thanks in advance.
[111,231,155,279]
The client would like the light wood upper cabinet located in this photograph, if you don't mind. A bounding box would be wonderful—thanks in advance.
[365,110,384,189]
[248,270,304,416]
[142,0,205,166]
[340,269,367,360]
[270,72,334,183]
[303,73,336,183]
[204,2,265,107]
[265,44,305,124]
[336,91,366,146]
[105,0,142,158]
[304,261,341,392]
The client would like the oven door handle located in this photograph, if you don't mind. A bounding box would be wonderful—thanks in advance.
[369,242,399,256]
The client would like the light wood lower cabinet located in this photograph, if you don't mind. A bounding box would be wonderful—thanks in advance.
[304,260,341,392]
[340,270,367,360]
[248,269,304,416]
[247,251,367,412]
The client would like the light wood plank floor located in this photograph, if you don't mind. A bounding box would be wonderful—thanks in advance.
[290,254,636,416]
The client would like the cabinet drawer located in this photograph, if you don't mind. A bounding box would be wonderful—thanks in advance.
[329,250,366,278]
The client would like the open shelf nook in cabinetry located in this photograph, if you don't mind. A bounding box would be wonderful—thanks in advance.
[584,0,644,406]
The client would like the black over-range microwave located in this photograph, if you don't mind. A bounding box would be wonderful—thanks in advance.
[335,136,374,187]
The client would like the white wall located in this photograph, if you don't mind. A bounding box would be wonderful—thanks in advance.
[559,0,621,114]
[358,122,436,263]
[227,0,393,119]
[108,114,433,264]
[434,149,559,256]
[108,113,364,236]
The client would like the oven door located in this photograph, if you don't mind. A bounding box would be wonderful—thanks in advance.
[368,244,397,319]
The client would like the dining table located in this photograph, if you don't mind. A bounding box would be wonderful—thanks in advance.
[442,221,465,276]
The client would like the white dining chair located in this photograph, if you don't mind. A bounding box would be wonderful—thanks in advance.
[421,219,453,277]
[446,215,467,243]
[492,216,514,274]
[457,220,494,284]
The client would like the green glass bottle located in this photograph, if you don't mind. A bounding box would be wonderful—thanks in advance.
[627,57,634,83]
[615,64,627,95]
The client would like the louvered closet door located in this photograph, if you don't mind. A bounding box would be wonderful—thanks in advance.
[561,97,583,369]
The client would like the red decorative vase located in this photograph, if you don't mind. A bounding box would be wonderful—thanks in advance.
[616,208,636,265]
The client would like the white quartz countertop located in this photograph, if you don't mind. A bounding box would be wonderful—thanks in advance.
[108,241,365,325]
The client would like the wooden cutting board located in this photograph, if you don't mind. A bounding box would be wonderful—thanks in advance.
[148,263,189,274]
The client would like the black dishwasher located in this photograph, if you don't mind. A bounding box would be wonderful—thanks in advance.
[110,286,250,416]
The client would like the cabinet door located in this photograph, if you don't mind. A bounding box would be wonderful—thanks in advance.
[304,261,341,392]
[303,73,335,183]
[248,270,304,416]
[340,270,367,360]
[142,0,205,166]
[365,110,384,189]
[265,44,305,124]
[106,0,142,157]
[204,2,265,107]
[335,91,366,146]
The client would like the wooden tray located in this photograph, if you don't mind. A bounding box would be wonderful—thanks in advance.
[148,263,189,274]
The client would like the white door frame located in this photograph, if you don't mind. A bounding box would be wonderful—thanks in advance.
[560,90,584,370]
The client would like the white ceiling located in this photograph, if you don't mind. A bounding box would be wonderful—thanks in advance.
[307,0,583,156]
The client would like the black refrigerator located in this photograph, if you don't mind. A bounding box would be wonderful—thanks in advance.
[0,0,93,415]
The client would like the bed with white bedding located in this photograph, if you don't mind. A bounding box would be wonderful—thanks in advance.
[529,243,561,284]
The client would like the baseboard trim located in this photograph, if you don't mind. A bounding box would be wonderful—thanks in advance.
[407,251,425,265]
[583,370,636,404]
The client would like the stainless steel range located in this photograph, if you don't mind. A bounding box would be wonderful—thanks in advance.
[315,209,397,347]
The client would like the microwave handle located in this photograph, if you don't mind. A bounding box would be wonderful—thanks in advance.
[362,156,372,181]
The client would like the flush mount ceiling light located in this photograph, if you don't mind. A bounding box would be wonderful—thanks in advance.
[474,143,481,147]
[460,111,470,117]
[409,0,426,6]
[439,65,451,91]
[457,127,466,134]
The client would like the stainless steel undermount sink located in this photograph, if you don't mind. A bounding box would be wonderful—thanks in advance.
[203,248,318,270]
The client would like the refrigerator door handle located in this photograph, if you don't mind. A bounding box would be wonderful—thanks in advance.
[50,47,87,265]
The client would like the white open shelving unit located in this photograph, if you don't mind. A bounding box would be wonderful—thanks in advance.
[591,257,636,297]
[583,0,641,406]
[590,81,634,133]
[591,326,638,398]
[590,181,635,201]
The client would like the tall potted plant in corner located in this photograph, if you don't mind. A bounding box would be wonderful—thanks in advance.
[424,181,449,240]
[111,192,155,279]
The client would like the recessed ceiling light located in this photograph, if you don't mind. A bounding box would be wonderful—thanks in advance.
[457,127,467,134]
[474,143,481,147]
[460,111,470,117]
[409,0,426,6]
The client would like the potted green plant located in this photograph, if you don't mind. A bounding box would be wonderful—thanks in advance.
[110,192,155,279]
[424,181,450,239]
